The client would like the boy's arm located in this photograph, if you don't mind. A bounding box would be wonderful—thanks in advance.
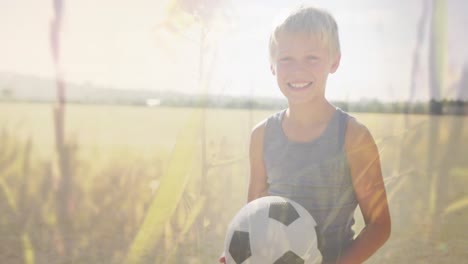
[247,122,269,202]
[337,118,391,264]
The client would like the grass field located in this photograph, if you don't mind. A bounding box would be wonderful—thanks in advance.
[1,102,467,263]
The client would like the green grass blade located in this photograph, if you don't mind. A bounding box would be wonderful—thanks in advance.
[22,233,35,264]
[0,178,17,211]
[125,110,202,264]
[444,197,468,215]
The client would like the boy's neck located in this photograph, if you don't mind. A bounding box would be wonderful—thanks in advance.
[286,99,336,126]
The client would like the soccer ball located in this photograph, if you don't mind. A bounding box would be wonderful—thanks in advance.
[224,196,322,264]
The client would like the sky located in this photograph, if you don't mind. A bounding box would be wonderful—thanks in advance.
[0,0,467,102]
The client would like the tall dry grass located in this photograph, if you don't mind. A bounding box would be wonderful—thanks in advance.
[1,104,467,263]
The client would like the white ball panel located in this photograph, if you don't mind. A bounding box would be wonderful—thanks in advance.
[224,196,322,264]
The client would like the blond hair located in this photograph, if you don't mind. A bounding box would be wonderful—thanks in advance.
[269,5,340,64]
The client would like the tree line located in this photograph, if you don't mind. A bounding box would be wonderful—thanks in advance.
[1,87,466,115]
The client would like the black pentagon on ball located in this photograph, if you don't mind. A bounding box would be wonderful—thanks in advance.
[268,201,300,226]
[229,231,252,264]
[273,250,305,264]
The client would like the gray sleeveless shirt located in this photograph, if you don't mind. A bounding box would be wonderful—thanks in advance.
[263,108,358,261]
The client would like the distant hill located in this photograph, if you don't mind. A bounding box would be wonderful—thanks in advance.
[0,72,163,105]
[0,72,288,109]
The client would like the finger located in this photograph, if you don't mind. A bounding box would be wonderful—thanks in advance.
[218,256,226,263]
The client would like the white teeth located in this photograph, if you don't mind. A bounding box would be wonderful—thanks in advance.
[289,82,311,88]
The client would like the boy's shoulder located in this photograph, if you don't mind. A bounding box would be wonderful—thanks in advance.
[344,112,376,149]
[251,109,284,133]
[250,109,285,141]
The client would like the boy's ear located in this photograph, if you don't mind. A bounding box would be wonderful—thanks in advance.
[330,53,341,74]
[270,64,276,75]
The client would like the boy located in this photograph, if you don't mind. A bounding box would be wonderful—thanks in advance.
[221,5,390,264]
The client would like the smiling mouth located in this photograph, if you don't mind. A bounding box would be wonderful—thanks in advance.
[287,82,313,90]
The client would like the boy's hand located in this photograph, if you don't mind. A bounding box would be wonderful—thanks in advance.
[218,254,226,263]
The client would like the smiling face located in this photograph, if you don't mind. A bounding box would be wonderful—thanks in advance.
[271,32,341,105]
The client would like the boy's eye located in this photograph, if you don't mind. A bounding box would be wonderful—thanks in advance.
[278,57,292,63]
[306,55,318,61]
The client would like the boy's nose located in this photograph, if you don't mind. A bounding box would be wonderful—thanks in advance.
[288,61,309,73]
